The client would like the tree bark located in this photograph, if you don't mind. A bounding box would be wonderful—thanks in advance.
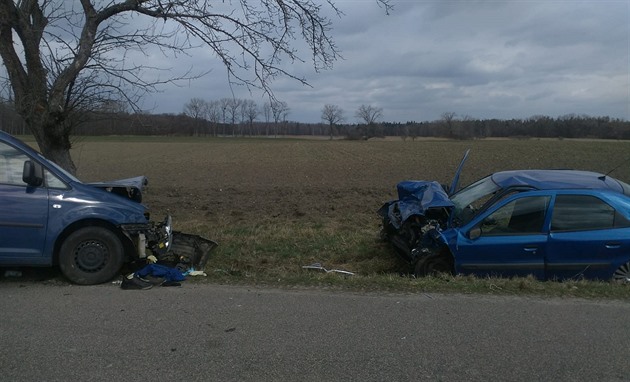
[27,109,77,175]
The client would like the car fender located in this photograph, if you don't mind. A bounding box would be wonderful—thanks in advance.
[43,186,149,259]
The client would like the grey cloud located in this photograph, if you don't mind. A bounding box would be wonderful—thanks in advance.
[143,1,628,122]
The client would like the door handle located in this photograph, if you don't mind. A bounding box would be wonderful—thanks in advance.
[523,245,538,254]
[605,242,621,249]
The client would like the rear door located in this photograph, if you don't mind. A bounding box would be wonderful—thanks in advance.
[455,195,551,279]
[546,193,630,280]
[0,141,49,263]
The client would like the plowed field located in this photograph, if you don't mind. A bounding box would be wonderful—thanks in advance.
[74,137,630,225]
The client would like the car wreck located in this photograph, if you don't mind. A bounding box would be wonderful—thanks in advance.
[0,130,216,285]
[379,150,630,282]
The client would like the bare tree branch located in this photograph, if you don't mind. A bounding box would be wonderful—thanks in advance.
[0,0,392,173]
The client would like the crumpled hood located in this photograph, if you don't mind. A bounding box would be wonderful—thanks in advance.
[396,180,454,221]
[396,180,452,206]
[86,176,148,203]
[378,149,469,229]
[379,180,454,229]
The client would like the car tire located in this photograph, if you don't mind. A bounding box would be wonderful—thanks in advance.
[414,253,453,277]
[59,227,125,285]
[612,261,630,283]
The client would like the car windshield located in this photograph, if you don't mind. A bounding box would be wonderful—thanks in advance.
[450,175,500,226]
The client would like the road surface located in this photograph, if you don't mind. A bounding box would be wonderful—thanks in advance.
[1,280,629,381]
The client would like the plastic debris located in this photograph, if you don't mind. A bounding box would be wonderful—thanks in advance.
[187,270,207,277]
[301,262,354,276]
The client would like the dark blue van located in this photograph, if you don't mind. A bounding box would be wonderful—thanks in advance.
[0,130,173,284]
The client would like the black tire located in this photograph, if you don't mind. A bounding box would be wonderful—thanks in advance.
[414,253,453,277]
[59,227,125,285]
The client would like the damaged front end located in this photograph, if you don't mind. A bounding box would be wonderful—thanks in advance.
[123,215,218,273]
[97,178,218,274]
[378,181,452,270]
[87,175,149,203]
[378,150,470,276]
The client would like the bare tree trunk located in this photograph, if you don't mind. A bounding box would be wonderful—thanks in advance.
[28,111,77,175]
[38,138,77,175]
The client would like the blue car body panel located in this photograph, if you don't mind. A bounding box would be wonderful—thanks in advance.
[449,189,630,281]
[490,170,626,193]
[448,148,470,194]
[454,230,548,279]
[546,228,628,280]
[0,184,50,263]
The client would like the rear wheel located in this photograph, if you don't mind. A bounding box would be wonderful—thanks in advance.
[612,261,630,283]
[59,227,125,285]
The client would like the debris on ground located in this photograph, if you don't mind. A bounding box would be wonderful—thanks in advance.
[120,232,217,290]
[301,262,354,276]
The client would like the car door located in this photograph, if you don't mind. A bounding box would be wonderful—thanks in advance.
[546,193,630,281]
[455,195,551,279]
[0,141,49,263]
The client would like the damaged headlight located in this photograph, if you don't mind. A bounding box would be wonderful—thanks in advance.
[146,215,173,256]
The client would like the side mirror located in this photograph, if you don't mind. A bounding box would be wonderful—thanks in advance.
[469,226,482,240]
[22,160,44,187]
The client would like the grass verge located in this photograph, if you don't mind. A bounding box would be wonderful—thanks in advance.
[177,216,630,300]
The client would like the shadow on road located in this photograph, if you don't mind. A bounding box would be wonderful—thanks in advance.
[0,267,70,285]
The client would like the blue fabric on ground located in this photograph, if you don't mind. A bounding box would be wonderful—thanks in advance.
[135,264,186,282]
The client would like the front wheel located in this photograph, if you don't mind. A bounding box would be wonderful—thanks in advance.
[59,227,125,285]
[414,253,454,278]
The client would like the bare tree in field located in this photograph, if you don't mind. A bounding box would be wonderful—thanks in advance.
[0,0,392,174]
[183,98,206,120]
[241,100,259,136]
[355,104,383,125]
[219,98,231,125]
[206,100,221,137]
[262,102,272,136]
[183,98,208,135]
[270,101,290,137]
[321,104,344,140]
[225,98,243,136]
[355,104,383,138]
[441,112,457,138]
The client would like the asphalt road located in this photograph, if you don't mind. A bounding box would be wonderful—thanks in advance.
[1,279,629,382]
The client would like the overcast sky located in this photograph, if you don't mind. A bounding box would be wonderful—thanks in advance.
[143,0,629,123]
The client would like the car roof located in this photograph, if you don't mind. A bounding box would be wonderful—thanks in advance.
[491,169,627,194]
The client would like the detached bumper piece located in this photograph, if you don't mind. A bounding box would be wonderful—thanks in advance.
[158,231,218,272]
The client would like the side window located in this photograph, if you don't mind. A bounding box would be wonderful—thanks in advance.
[551,195,625,231]
[0,142,29,186]
[45,169,67,189]
[480,196,550,236]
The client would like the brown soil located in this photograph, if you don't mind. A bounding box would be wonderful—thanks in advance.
[73,137,630,226]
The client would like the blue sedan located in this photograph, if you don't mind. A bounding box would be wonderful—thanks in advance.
[379,153,630,282]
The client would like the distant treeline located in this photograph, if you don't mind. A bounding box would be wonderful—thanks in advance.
[0,102,628,140]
